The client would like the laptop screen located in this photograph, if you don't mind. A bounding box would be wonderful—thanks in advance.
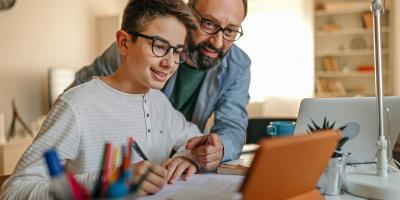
[294,97,400,164]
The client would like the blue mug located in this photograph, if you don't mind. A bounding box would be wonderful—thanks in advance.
[266,121,296,137]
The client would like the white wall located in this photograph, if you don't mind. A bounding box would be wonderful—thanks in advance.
[236,0,314,103]
[0,0,127,130]
[237,0,314,117]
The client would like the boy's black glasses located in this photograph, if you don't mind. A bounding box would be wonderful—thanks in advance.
[191,5,243,42]
[127,31,189,64]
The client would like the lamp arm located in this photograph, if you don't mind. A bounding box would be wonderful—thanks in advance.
[371,0,388,177]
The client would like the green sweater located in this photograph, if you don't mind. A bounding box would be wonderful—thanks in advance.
[169,64,206,121]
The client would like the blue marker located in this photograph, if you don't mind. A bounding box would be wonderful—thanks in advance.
[44,149,74,200]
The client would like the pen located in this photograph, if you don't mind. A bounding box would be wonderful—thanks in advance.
[131,140,148,160]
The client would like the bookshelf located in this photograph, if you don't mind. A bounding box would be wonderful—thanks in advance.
[314,0,393,97]
[316,49,390,57]
[316,71,389,78]
[316,27,390,37]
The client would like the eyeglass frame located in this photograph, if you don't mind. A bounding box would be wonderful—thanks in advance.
[191,5,244,42]
[126,30,190,64]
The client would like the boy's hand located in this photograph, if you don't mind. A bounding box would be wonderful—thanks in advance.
[134,161,167,196]
[185,133,223,170]
[162,156,197,184]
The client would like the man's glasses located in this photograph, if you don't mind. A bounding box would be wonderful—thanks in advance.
[191,5,243,42]
[127,31,189,64]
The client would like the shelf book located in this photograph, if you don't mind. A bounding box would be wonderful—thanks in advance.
[322,57,340,71]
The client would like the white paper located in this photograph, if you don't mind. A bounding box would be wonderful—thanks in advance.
[222,153,254,168]
[242,144,259,154]
[138,174,243,200]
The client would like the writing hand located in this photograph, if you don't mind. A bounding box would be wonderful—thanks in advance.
[162,156,197,184]
[133,161,167,196]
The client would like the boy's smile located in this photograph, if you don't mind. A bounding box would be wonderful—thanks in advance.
[150,67,172,82]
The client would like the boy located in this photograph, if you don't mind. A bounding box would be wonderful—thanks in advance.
[0,0,199,199]
[70,0,249,170]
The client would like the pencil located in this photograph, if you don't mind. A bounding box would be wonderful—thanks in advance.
[109,147,120,182]
[93,142,112,197]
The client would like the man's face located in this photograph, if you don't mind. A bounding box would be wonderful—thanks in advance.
[187,0,245,71]
[125,16,187,91]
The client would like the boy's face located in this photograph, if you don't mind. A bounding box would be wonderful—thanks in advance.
[119,16,187,91]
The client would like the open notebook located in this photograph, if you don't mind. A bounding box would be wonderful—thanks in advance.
[217,144,258,175]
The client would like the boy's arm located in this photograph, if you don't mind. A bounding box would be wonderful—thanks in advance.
[69,42,120,89]
[0,99,96,199]
[161,105,202,183]
[170,111,202,162]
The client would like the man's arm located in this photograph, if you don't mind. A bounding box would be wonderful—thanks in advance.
[212,65,251,162]
[185,133,224,170]
[185,57,251,168]
[69,42,120,89]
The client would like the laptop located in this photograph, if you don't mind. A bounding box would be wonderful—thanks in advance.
[294,97,400,164]
[240,131,340,200]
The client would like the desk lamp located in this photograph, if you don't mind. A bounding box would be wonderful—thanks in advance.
[344,0,400,199]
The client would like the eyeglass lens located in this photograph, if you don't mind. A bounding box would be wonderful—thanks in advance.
[152,39,188,64]
[200,20,242,41]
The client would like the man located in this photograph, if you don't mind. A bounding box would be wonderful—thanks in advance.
[71,0,250,170]
[1,0,200,198]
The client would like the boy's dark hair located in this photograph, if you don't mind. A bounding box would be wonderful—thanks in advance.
[188,0,248,19]
[121,0,196,36]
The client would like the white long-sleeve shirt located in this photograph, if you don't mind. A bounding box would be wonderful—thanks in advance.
[0,78,202,199]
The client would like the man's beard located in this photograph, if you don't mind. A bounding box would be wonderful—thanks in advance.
[187,34,225,71]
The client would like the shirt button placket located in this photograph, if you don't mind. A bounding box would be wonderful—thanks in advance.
[143,95,152,146]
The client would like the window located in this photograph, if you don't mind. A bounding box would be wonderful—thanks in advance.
[236,0,314,102]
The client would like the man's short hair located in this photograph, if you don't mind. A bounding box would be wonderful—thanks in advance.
[188,0,248,19]
[121,0,196,36]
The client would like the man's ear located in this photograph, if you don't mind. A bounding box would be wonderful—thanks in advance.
[116,30,129,56]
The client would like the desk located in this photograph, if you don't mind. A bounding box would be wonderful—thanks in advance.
[136,143,392,200]
[137,173,365,200]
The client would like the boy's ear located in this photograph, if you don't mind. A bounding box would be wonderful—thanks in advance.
[116,30,129,56]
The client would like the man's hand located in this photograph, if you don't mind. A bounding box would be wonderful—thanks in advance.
[133,161,167,196]
[162,156,197,184]
[185,133,224,170]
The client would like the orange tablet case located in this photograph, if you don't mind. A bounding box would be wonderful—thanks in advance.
[240,131,341,200]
